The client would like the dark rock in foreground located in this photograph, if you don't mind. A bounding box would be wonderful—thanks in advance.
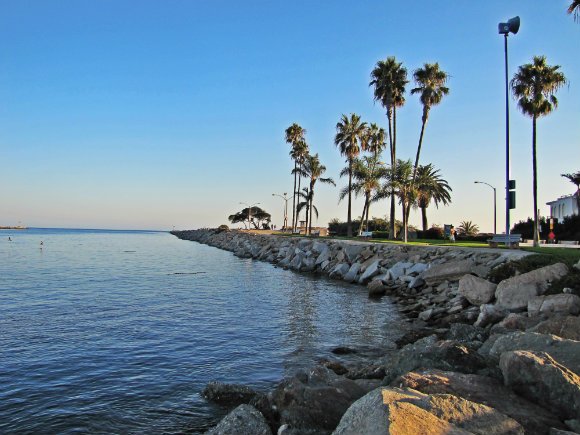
[202,382,258,406]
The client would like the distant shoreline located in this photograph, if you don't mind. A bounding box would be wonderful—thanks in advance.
[0,226,28,230]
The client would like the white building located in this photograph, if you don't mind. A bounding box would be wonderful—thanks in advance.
[546,194,579,221]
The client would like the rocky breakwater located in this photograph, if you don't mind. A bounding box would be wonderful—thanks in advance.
[173,229,580,435]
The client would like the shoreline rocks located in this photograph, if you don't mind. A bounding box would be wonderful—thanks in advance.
[172,230,580,435]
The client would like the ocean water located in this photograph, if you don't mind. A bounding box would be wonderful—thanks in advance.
[0,228,404,434]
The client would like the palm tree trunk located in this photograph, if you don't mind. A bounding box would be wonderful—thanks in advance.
[412,110,429,181]
[304,194,310,237]
[291,160,297,231]
[402,200,408,243]
[532,116,540,247]
[347,160,353,238]
[296,163,302,231]
[365,195,371,232]
[358,200,367,235]
[309,191,314,235]
[389,108,397,239]
[421,205,428,232]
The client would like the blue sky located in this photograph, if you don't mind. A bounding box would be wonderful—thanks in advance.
[0,1,578,231]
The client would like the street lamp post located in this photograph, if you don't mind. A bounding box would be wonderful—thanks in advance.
[240,202,260,230]
[474,181,497,234]
[498,16,520,246]
[272,193,289,231]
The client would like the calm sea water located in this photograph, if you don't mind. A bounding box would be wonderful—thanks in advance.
[0,228,404,434]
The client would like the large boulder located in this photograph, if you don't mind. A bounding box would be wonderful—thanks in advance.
[202,382,258,406]
[329,263,350,279]
[500,350,580,421]
[528,316,580,341]
[480,331,580,374]
[383,335,490,383]
[359,260,381,283]
[368,279,388,298]
[459,274,497,306]
[474,304,509,328]
[392,369,566,434]
[421,260,477,286]
[342,263,361,283]
[332,387,523,435]
[206,404,272,435]
[270,366,367,434]
[495,263,569,310]
[528,294,580,317]
[343,244,364,263]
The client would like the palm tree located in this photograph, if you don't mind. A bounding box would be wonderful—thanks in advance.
[294,153,335,235]
[410,63,450,181]
[370,56,408,239]
[511,56,567,247]
[335,113,368,237]
[414,164,452,232]
[379,159,415,243]
[285,123,307,231]
[458,220,480,237]
[568,0,580,21]
[561,171,580,212]
[365,123,387,157]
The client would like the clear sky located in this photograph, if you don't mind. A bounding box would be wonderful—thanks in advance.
[1,1,578,231]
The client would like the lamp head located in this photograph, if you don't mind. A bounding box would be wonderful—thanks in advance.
[498,16,520,35]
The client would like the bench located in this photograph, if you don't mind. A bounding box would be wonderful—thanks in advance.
[358,231,373,239]
[559,240,579,245]
[487,233,522,248]
[292,229,301,235]
[311,230,320,238]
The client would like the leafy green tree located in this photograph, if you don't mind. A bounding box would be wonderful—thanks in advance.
[335,113,368,237]
[285,123,307,231]
[411,63,450,182]
[370,57,408,239]
[511,56,567,247]
[294,153,335,235]
[414,164,452,232]
[458,220,480,236]
[228,207,271,229]
[364,123,387,157]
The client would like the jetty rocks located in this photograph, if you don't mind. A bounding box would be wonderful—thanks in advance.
[173,230,580,435]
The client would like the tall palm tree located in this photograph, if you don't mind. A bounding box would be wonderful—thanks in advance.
[414,164,452,232]
[410,63,450,181]
[370,56,408,239]
[568,0,580,21]
[294,153,335,235]
[511,56,567,247]
[335,113,368,237]
[561,171,580,212]
[285,123,307,231]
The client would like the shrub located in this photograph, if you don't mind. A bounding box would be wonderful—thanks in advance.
[417,226,444,240]
[216,224,230,233]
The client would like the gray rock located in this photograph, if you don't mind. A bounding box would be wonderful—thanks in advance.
[483,331,580,374]
[500,350,580,421]
[407,262,429,275]
[206,404,272,435]
[270,366,367,434]
[383,336,490,384]
[343,263,361,283]
[421,260,477,286]
[409,276,426,289]
[495,263,569,310]
[368,279,388,298]
[333,387,523,435]
[446,324,489,345]
[358,260,381,283]
[329,263,350,279]
[315,248,331,266]
[392,369,566,435]
[528,294,580,317]
[550,429,580,435]
[388,261,414,281]
[343,244,364,263]
[459,274,497,306]
[474,304,508,328]
[528,316,580,341]
[202,382,257,406]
